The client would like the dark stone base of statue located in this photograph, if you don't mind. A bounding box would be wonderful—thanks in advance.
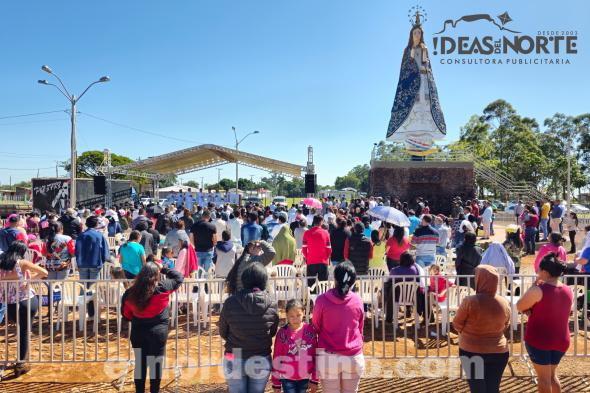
[367,161,476,216]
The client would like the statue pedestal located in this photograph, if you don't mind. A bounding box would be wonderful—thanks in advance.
[367,161,476,216]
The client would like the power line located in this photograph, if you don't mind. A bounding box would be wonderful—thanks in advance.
[77,111,239,149]
[0,166,54,171]
[78,111,202,144]
[0,118,68,126]
[0,110,67,120]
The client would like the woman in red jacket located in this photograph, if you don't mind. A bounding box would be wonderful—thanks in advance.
[122,262,184,393]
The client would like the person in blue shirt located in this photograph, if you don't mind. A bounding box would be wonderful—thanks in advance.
[0,216,21,252]
[241,212,263,247]
[107,217,123,237]
[408,210,420,236]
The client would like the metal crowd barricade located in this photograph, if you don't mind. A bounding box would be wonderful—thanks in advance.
[0,273,588,392]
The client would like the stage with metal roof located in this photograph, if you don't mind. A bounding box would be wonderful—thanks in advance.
[99,144,306,180]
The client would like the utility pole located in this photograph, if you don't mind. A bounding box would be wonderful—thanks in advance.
[250,175,254,197]
[201,177,204,190]
[567,138,571,215]
[54,160,59,177]
[217,168,223,185]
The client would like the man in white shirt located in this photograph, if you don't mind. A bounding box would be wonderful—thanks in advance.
[167,193,175,203]
[288,205,298,224]
[196,188,205,207]
[213,190,222,203]
[177,191,184,207]
[207,189,214,204]
[269,202,277,212]
[228,209,243,246]
[211,212,227,239]
[324,208,335,223]
[184,188,194,211]
[368,197,377,210]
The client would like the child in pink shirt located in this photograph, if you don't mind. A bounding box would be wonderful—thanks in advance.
[272,299,318,393]
[429,264,455,302]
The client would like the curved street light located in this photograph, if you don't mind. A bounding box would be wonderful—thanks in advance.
[232,127,260,199]
[38,65,110,207]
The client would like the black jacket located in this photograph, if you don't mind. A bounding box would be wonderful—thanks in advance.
[455,244,483,276]
[347,232,371,276]
[121,266,184,325]
[330,227,351,262]
[218,289,279,359]
[147,228,161,250]
[59,214,83,240]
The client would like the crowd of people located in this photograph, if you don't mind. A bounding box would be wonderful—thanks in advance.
[0,192,585,392]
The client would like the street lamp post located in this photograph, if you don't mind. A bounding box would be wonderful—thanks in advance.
[231,127,259,200]
[38,66,109,208]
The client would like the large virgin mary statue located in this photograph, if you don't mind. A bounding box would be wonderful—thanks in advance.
[386,21,446,153]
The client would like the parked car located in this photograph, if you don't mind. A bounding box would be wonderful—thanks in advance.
[493,200,506,211]
[161,200,175,208]
[272,196,287,207]
[505,205,515,213]
[571,204,590,214]
[141,197,154,206]
[246,196,261,205]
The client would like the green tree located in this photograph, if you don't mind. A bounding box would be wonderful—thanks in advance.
[219,178,235,190]
[334,174,360,190]
[184,180,201,188]
[483,99,516,171]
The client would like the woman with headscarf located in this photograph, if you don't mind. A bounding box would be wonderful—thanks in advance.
[453,265,511,393]
[480,242,515,275]
[272,225,296,266]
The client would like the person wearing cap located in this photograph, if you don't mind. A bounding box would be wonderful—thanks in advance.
[59,208,83,240]
[452,201,463,220]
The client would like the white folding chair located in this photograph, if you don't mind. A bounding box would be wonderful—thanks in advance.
[392,281,421,329]
[107,237,119,254]
[24,249,42,263]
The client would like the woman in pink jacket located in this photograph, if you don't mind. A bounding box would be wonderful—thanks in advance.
[272,299,319,393]
[534,233,567,273]
[312,261,365,393]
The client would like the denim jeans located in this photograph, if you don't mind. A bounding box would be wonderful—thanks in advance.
[224,355,272,393]
[331,260,344,267]
[525,226,537,253]
[197,251,214,275]
[0,302,4,325]
[435,247,447,256]
[78,267,101,318]
[281,379,309,393]
[415,254,435,269]
[540,218,549,240]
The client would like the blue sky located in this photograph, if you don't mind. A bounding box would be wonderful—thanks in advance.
[1,0,588,188]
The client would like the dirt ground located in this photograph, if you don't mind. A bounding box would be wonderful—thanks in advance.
[1,223,589,392]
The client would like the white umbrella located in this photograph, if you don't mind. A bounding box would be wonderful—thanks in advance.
[367,206,411,227]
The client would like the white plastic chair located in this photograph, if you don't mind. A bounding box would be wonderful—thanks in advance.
[107,237,118,253]
[392,281,421,329]
[200,280,227,328]
[367,267,387,278]
[269,276,301,304]
[356,279,382,327]
[56,281,93,331]
[270,265,297,278]
[24,249,43,264]
[435,255,447,266]
[170,281,200,328]
[93,281,126,332]
[431,286,474,336]
[100,262,115,280]
[307,281,332,305]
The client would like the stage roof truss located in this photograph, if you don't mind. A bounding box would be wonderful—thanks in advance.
[104,144,305,180]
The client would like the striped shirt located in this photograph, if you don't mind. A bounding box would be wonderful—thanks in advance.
[410,225,440,257]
